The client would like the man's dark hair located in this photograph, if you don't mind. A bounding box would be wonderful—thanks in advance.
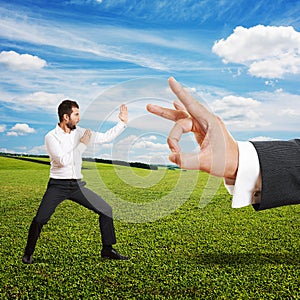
[58,100,79,122]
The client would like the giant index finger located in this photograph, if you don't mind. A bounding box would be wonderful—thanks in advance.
[168,77,212,123]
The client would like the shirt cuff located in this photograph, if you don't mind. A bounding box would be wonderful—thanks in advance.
[119,120,127,128]
[78,142,87,154]
[224,141,261,208]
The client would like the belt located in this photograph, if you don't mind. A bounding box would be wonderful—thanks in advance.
[50,178,81,182]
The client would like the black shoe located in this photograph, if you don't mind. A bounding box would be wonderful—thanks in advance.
[101,248,128,260]
[22,254,33,264]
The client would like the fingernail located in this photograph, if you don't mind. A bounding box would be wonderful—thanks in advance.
[169,77,176,84]
[146,104,155,112]
[169,77,181,90]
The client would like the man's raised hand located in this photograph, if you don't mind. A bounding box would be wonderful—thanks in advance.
[119,104,128,124]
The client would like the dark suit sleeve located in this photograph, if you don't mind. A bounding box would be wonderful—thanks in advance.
[250,139,300,210]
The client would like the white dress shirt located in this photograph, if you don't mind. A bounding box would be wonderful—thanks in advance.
[224,141,262,208]
[45,121,126,179]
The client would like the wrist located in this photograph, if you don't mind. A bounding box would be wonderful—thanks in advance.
[226,141,239,179]
[224,177,236,185]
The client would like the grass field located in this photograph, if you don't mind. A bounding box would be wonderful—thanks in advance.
[0,156,299,299]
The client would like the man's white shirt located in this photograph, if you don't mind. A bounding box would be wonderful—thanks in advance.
[224,142,262,208]
[45,121,126,180]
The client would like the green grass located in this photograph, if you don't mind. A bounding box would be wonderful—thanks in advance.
[0,156,299,299]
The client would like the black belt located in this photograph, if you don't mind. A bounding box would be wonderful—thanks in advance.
[50,178,81,182]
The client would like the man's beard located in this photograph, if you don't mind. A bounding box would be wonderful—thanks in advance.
[66,122,76,130]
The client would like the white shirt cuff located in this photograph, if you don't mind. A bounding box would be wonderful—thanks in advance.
[224,141,260,208]
[78,142,87,154]
[120,120,127,127]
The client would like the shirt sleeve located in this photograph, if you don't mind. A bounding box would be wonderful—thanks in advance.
[45,131,87,167]
[91,121,126,144]
[224,141,261,208]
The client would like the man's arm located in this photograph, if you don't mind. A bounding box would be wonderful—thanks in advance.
[92,104,128,144]
[45,132,87,167]
[250,139,300,210]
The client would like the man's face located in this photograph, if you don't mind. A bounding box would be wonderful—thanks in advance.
[66,107,80,130]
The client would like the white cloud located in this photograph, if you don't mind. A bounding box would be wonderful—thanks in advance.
[28,144,47,155]
[0,89,65,112]
[245,89,300,131]
[132,139,168,151]
[0,124,6,132]
[0,147,15,153]
[278,108,300,117]
[146,135,157,141]
[6,131,18,136]
[264,80,279,87]
[8,123,36,136]
[11,123,35,133]
[249,136,279,141]
[0,51,47,71]
[210,89,300,132]
[114,135,167,152]
[133,153,171,165]
[211,95,269,128]
[23,91,64,109]
[212,25,300,78]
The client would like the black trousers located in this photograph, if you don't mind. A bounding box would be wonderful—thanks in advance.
[24,178,116,256]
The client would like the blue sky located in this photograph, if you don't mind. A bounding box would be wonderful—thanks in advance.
[1,0,300,164]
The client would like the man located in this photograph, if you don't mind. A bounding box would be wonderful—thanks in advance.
[147,77,300,210]
[22,100,129,264]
